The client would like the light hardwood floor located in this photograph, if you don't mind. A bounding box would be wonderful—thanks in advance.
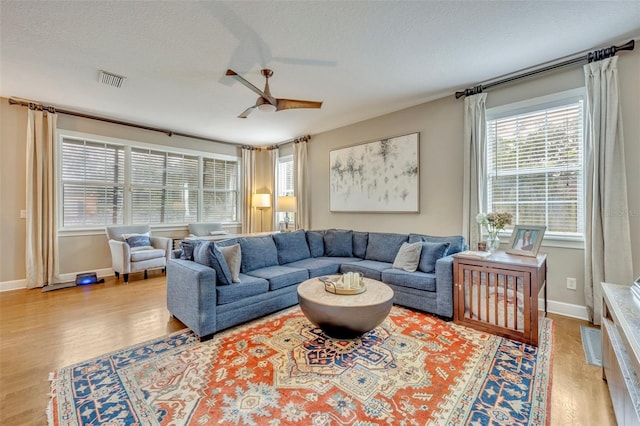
[0,274,615,425]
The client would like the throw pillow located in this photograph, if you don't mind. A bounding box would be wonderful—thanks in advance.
[180,240,199,260]
[210,230,229,236]
[208,243,234,285]
[323,229,353,257]
[122,232,152,252]
[392,242,423,272]
[418,241,450,273]
[220,244,241,283]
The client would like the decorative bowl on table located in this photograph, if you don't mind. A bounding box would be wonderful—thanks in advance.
[319,273,366,295]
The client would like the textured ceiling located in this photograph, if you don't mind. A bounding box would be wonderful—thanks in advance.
[1,1,639,145]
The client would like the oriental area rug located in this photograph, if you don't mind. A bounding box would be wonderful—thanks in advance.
[48,306,553,425]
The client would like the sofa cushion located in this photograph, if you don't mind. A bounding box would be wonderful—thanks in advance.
[408,234,465,255]
[315,256,363,264]
[352,231,369,258]
[285,258,341,278]
[306,231,325,257]
[216,275,269,305]
[381,269,437,292]
[340,260,392,281]
[239,236,278,272]
[418,242,450,273]
[392,242,423,272]
[130,248,166,262]
[246,265,309,291]
[324,229,353,257]
[208,243,233,285]
[273,230,311,264]
[365,232,408,263]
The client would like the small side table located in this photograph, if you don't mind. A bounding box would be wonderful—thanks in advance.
[453,251,547,345]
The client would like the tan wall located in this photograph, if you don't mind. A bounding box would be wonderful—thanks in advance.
[308,50,640,310]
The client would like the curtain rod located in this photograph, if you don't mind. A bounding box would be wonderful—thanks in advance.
[455,39,635,99]
[8,97,238,146]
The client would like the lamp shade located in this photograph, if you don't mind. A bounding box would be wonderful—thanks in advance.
[277,196,297,213]
[252,193,271,208]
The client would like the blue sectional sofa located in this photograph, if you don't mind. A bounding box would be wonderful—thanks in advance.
[166,229,466,340]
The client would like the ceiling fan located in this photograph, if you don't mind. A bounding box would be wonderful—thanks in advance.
[226,68,322,118]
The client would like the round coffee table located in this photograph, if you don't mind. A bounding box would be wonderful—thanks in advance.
[297,276,394,339]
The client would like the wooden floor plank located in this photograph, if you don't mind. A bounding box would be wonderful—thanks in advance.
[0,276,615,425]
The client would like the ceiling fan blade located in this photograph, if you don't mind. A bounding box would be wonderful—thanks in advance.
[276,99,323,111]
[226,69,276,106]
[238,105,257,119]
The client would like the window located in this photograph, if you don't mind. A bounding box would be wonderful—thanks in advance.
[59,133,240,229]
[61,139,124,227]
[277,156,295,226]
[486,90,584,238]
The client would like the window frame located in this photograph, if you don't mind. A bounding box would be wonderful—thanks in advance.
[485,88,586,247]
[57,130,241,235]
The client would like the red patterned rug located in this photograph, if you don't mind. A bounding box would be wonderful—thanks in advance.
[49,306,553,425]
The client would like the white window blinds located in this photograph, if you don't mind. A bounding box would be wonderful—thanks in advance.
[202,158,239,222]
[61,138,124,227]
[130,148,199,224]
[487,98,584,237]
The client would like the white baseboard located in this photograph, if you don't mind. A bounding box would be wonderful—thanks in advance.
[542,298,589,321]
[0,279,27,292]
[0,268,114,292]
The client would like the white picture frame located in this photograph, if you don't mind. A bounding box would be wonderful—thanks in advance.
[329,132,419,212]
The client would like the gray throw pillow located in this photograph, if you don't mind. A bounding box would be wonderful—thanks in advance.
[220,244,241,283]
[392,242,423,272]
[418,242,450,273]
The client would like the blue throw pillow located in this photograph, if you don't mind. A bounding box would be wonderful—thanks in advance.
[418,242,450,273]
[180,240,199,260]
[273,230,311,264]
[409,233,465,256]
[323,229,353,257]
[208,243,233,285]
[123,233,152,251]
[306,231,325,257]
[193,241,212,266]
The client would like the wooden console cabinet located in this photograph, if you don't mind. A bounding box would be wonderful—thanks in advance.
[601,282,640,426]
[453,251,547,345]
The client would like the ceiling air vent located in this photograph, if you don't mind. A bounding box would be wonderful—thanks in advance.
[98,70,126,88]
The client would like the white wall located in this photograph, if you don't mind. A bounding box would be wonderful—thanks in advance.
[308,49,640,317]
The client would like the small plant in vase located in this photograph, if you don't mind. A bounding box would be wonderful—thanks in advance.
[476,212,513,253]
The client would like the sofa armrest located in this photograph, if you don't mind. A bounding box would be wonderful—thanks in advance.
[167,259,218,339]
[108,240,131,274]
[435,255,455,318]
[151,236,172,262]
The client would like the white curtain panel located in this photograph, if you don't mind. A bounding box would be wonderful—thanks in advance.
[294,139,310,230]
[462,93,487,251]
[584,56,634,324]
[26,108,60,288]
[269,147,279,231]
[241,147,256,234]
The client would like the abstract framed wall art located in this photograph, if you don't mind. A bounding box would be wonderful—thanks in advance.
[330,132,419,212]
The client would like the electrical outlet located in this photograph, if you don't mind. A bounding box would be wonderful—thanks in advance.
[20,210,27,219]
[566,277,577,290]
